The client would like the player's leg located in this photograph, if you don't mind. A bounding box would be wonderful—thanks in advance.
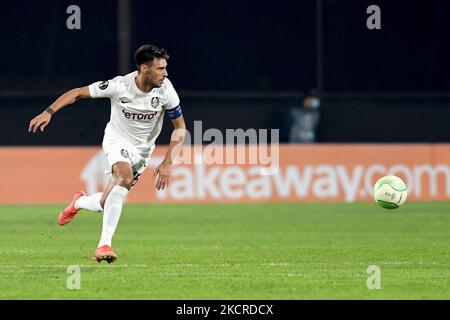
[58,181,111,226]
[95,161,133,263]
[73,171,120,213]
[99,176,117,209]
[57,191,87,225]
[74,192,103,212]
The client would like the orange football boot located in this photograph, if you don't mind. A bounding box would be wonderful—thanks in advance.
[93,245,117,263]
[57,191,86,225]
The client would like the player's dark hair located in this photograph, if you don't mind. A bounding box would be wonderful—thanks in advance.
[135,44,169,71]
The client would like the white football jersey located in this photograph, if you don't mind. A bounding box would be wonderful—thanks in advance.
[88,71,180,157]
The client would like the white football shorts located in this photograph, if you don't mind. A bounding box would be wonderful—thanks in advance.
[102,136,151,188]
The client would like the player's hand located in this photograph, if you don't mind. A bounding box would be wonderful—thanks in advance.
[28,112,52,133]
[153,161,171,190]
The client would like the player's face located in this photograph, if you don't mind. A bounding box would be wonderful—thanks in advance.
[145,58,168,88]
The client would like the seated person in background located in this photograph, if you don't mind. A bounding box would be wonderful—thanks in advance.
[288,94,321,143]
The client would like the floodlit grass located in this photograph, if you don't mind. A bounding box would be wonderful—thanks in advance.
[0,202,449,299]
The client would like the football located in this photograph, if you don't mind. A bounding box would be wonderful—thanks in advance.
[373,175,408,209]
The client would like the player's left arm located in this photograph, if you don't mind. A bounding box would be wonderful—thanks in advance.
[153,114,186,190]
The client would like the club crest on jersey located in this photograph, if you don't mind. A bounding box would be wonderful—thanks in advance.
[99,81,109,90]
[121,149,129,158]
[151,97,160,108]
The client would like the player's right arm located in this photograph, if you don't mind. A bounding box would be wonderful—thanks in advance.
[28,86,91,133]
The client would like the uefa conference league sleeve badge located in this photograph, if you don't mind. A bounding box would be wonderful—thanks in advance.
[99,81,109,90]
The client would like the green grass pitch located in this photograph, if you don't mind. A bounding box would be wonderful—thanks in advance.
[0,202,449,299]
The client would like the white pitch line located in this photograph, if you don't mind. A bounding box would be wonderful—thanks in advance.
[0,264,148,268]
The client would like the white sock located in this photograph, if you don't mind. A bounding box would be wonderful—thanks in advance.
[74,193,103,212]
[98,186,129,247]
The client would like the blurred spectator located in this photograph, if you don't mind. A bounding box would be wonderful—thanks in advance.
[288,93,321,143]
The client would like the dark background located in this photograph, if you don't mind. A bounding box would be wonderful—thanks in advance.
[1,0,449,144]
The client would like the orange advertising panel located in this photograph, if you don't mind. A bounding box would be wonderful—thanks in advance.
[1,144,449,204]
